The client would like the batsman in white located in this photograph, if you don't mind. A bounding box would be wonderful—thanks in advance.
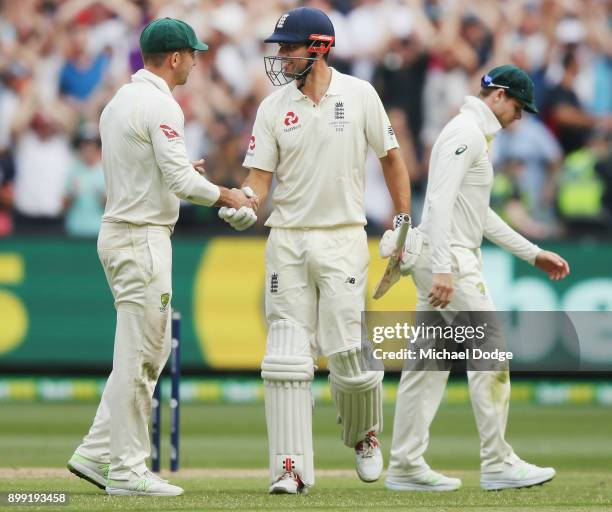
[66,18,256,496]
[384,65,570,492]
[219,7,411,494]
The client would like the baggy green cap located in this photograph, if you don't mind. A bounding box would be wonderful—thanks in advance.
[481,64,538,114]
[140,18,208,53]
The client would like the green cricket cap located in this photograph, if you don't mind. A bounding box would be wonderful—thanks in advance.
[481,64,538,114]
[140,18,208,53]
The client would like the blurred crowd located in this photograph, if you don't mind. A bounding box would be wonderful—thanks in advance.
[0,0,611,239]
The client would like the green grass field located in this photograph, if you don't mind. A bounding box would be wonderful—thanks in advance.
[0,401,611,511]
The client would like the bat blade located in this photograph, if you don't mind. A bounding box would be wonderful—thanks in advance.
[372,222,409,300]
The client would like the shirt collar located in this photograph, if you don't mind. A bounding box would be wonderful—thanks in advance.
[131,68,173,98]
[290,67,342,102]
[460,95,502,138]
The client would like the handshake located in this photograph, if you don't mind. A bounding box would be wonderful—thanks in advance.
[217,186,259,232]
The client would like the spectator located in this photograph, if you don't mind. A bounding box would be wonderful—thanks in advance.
[375,35,429,155]
[542,49,607,155]
[493,116,563,229]
[421,45,471,149]
[12,83,75,233]
[59,24,110,103]
[0,62,25,237]
[557,130,611,236]
[594,131,612,224]
[63,124,105,238]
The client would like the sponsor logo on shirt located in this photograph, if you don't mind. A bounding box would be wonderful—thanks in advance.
[284,111,299,126]
[270,273,279,293]
[345,276,356,285]
[160,124,181,141]
[283,111,301,132]
[455,144,468,155]
[387,125,395,137]
[246,135,256,156]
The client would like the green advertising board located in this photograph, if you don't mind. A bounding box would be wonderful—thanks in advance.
[0,237,611,371]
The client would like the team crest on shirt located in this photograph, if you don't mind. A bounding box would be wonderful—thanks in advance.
[283,111,301,132]
[270,273,279,293]
[160,293,170,312]
[330,101,350,132]
[160,124,181,141]
[476,282,486,296]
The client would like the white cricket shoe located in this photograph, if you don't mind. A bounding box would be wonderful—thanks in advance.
[355,431,383,483]
[106,471,183,496]
[67,453,109,490]
[481,459,555,490]
[385,469,462,491]
[269,471,307,495]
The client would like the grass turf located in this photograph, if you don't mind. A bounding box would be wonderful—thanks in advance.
[0,401,611,510]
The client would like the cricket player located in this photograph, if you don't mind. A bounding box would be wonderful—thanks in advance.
[67,18,256,496]
[385,65,570,492]
[219,7,411,494]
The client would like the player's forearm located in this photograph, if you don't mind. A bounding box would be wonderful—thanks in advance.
[427,207,454,274]
[242,168,273,209]
[484,208,541,264]
[165,167,221,206]
[380,148,411,215]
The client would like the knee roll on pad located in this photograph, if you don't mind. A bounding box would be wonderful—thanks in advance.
[328,348,384,447]
[261,320,315,487]
[261,320,314,382]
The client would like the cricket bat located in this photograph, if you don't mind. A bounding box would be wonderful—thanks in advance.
[373,221,409,300]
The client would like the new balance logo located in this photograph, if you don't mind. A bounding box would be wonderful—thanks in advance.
[270,273,279,293]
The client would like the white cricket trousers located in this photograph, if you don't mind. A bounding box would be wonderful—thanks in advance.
[76,222,173,480]
[388,244,518,478]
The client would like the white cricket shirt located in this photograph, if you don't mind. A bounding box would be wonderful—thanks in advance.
[243,68,398,228]
[419,96,540,273]
[100,69,220,228]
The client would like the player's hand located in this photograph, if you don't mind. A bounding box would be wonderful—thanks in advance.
[379,213,412,258]
[429,273,453,309]
[192,158,206,176]
[379,229,398,258]
[218,187,259,231]
[219,206,257,231]
[535,251,570,281]
[218,187,259,210]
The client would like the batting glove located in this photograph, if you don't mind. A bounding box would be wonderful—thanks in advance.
[379,213,412,258]
[218,187,258,231]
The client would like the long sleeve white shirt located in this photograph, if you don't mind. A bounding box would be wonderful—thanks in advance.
[419,96,541,273]
[100,69,220,228]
